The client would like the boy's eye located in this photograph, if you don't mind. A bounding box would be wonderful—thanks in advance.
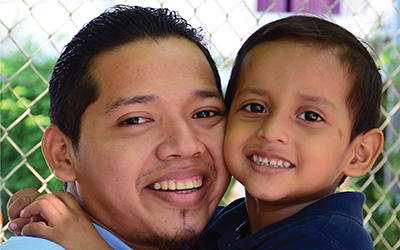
[193,110,217,118]
[244,103,266,113]
[298,111,323,122]
[121,117,152,125]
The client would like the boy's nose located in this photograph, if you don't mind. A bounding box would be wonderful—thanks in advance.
[257,113,290,144]
[156,117,205,160]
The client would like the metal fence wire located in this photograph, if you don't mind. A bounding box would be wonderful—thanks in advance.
[1,0,399,249]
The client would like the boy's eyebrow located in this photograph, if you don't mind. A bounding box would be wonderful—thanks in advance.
[236,87,337,110]
[298,93,337,111]
[235,87,267,98]
[106,94,157,113]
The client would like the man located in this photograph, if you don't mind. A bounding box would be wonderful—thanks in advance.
[4,5,230,250]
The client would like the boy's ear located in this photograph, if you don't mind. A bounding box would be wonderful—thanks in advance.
[42,124,76,182]
[344,128,384,177]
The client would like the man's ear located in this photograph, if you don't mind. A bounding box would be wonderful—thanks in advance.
[344,128,384,177]
[42,124,76,182]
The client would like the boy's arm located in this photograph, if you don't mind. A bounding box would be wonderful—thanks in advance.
[7,190,113,250]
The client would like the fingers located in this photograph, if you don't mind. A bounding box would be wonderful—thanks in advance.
[7,188,43,235]
[20,194,66,227]
[7,188,41,220]
[18,192,94,246]
[9,192,109,250]
[8,191,73,235]
[8,217,31,236]
[10,193,76,237]
[20,221,52,238]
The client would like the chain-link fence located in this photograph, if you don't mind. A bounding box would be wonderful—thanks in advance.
[1,0,399,249]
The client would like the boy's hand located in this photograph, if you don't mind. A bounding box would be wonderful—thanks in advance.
[9,190,112,250]
[7,188,43,235]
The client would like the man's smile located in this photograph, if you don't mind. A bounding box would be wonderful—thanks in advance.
[145,174,209,207]
[148,175,203,192]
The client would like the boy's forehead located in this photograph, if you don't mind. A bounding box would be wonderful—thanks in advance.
[247,39,338,59]
[237,39,351,105]
[243,40,346,81]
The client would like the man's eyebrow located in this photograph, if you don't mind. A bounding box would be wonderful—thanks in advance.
[106,95,157,113]
[190,89,223,100]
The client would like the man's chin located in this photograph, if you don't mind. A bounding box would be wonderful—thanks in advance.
[146,228,203,250]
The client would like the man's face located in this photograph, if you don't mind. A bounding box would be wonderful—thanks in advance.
[69,37,230,248]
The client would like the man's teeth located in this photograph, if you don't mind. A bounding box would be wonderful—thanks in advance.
[152,178,203,191]
[251,155,293,168]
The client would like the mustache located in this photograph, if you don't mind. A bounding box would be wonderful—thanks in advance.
[136,158,217,189]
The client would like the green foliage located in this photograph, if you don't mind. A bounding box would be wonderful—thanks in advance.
[220,177,239,206]
[1,46,63,236]
[349,46,400,250]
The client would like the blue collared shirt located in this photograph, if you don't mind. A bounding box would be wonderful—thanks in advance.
[93,223,133,250]
[1,223,133,250]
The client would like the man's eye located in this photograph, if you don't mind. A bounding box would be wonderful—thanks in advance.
[298,111,323,122]
[193,110,217,118]
[121,117,151,125]
[243,103,266,113]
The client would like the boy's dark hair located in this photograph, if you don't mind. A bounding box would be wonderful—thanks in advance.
[225,15,382,143]
[49,5,221,151]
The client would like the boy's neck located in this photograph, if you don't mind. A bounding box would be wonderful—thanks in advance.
[244,191,333,235]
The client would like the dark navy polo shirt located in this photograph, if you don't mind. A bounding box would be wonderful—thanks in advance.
[200,192,374,250]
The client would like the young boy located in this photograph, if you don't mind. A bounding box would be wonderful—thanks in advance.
[200,15,383,249]
[7,15,383,249]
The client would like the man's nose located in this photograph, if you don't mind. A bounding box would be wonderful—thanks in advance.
[257,113,290,144]
[155,117,206,160]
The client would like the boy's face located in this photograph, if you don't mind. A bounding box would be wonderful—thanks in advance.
[224,40,357,207]
[67,38,230,248]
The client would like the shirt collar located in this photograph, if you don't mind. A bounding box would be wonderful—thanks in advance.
[93,223,134,250]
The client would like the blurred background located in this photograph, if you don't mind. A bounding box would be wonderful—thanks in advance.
[1,0,399,249]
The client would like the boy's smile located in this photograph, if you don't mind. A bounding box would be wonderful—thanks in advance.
[224,40,360,228]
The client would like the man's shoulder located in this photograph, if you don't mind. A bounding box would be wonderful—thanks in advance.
[1,236,65,250]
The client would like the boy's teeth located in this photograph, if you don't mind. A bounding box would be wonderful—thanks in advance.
[152,178,203,191]
[251,155,292,168]
[252,155,259,163]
